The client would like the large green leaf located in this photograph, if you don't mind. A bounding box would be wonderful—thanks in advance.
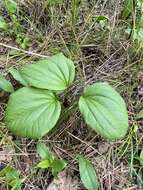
[0,74,14,93]
[79,82,128,141]
[78,155,99,190]
[20,53,75,91]
[5,87,61,139]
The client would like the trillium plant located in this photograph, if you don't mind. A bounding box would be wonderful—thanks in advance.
[0,53,128,141]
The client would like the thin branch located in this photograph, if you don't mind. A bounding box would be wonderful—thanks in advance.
[0,42,49,58]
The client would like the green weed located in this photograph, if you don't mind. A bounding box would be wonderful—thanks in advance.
[0,0,30,49]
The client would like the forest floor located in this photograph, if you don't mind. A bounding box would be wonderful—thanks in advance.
[0,0,143,190]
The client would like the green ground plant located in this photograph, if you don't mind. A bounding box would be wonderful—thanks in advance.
[123,0,143,51]
[0,0,143,189]
[0,53,128,141]
[0,52,130,189]
[36,143,67,177]
[0,0,30,49]
[0,165,24,190]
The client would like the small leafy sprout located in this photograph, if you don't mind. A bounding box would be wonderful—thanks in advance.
[3,52,129,141]
[37,143,67,177]
[94,15,109,28]
[94,15,109,22]
[78,155,99,190]
[0,165,24,190]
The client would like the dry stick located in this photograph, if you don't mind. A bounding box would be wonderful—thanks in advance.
[0,42,49,58]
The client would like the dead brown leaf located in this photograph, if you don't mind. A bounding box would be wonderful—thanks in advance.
[0,145,15,162]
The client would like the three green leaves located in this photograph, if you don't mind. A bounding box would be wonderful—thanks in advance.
[2,53,128,140]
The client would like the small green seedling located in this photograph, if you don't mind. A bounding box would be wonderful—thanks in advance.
[0,52,129,141]
[0,165,24,190]
[94,15,109,29]
[36,143,67,177]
